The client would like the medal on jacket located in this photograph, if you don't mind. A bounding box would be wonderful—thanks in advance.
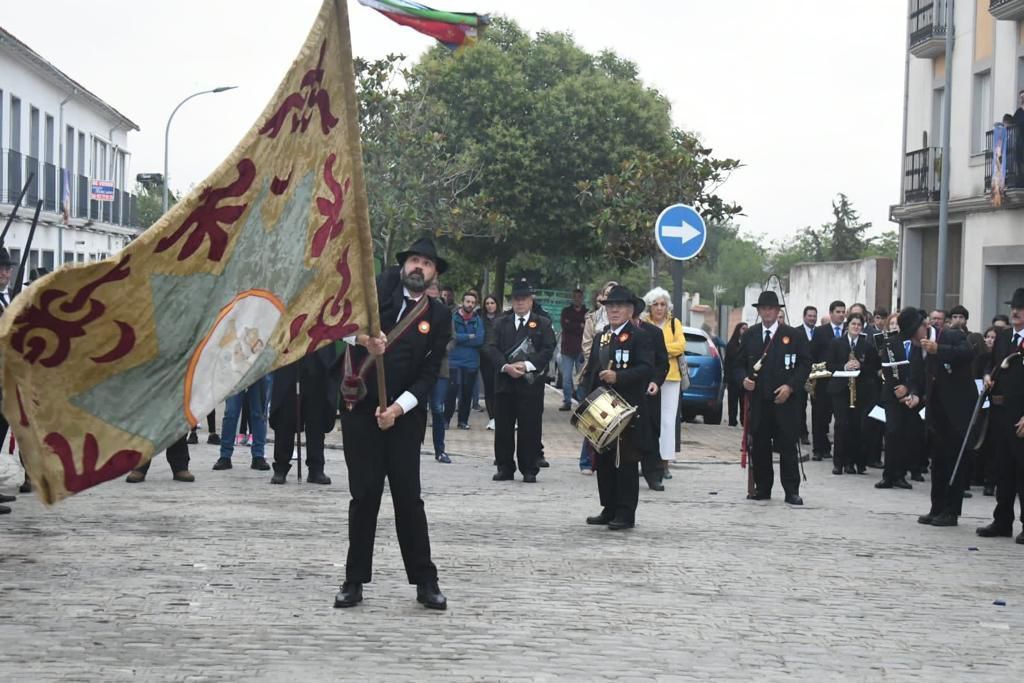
[615,349,622,367]
[622,349,630,368]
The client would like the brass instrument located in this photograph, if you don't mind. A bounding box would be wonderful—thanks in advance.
[847,350,857,409]
[805,362,832,394]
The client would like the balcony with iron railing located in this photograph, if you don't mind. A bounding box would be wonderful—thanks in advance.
[990,0,1024,21]
[0,151,140,228]
[904,146,942,204]
[984,125,1024,193]
[909,0,949,59]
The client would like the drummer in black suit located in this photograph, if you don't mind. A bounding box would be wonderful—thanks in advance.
[483,277,556,482]
[735,291,811,505]
[582,285,655,530]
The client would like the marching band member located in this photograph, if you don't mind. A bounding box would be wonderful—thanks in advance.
[826,312,880,476]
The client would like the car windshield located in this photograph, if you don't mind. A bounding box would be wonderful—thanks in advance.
[684,333,710,356]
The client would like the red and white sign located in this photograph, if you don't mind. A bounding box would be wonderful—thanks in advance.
[90,180,115,202]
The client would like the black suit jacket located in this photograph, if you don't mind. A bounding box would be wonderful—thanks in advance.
[988,328,1024,414]
[811,323,842,363]
[825,334,880,400]
[583,320,655,453]
[344,267,452,414]
[270,344,341,433]
[735,323,811,430]
[923,326,977,433]
[484,311,556,394]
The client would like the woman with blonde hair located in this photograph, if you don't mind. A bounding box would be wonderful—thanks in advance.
[642,287,686,473]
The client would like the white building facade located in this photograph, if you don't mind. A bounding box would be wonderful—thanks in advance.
[0,26,140,282]
[893,0,1024,324]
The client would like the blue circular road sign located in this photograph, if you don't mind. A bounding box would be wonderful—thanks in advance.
[654,204,707,261]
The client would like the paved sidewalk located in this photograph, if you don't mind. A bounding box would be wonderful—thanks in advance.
[1,387,1022,681]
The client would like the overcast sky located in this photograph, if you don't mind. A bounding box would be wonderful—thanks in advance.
[5,0,906,243]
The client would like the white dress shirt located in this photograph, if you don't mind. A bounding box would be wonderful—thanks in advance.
[502,311,538,373]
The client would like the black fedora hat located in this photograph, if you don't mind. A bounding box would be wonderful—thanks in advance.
[510,277,533,297]
[0,247,17,268]
[897,307,927,341]
[604,284,636,306]
[752,290,784,309]
[396,237,448,275]
[1006,287,1024,309]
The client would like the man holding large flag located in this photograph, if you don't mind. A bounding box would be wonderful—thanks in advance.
[0,0,380,504]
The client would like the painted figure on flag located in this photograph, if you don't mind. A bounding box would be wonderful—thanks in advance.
[0,0,380,503]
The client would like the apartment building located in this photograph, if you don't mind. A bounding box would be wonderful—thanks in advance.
[892,0,1024,323]
[0,26,140,282]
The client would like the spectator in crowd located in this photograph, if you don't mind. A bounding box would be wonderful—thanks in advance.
[992,314,1010,329]
[558,289,587,411]
[447,291,485,430]
[724,322,748,427]
[480,295,500,431]
[440,286,455,310]
[642,287,686,476]
[213,376,271,471]
[425,282,455,463]
[929,309,948,328]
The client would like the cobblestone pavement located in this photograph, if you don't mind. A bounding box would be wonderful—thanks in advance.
[1,388,1023,681]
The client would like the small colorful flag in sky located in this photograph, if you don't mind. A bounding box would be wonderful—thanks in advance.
[358,0,489,50]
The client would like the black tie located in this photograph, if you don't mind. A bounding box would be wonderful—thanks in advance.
[764,329,771,345]
[851,337,857,352]
[1014,332,1021,349]
[0,292,7,307]
[398,296,415,321]
[518,317,525,330]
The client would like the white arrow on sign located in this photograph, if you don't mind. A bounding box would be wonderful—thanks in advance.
[661,221,702,244]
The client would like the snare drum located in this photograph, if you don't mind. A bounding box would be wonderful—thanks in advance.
[571,386,637,451]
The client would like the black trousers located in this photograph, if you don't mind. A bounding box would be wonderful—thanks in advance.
[883,403,923,481]
[494,388,543,476]
[727,380,743,426]
[340,409,436,585]
[445,367,476,427]
[272,424,326,474]
[135,435,190,474]
[751,398,800,496]
[480,359,496,420]
[812,381,833,455]
[832,395,866,469]
[927,407,969,517]
[596,437,640,522]
[990,403,1024,528]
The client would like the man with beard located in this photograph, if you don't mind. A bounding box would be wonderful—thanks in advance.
[334,237,453,610]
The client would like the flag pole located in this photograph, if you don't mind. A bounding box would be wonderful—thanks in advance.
[333,0,388,412]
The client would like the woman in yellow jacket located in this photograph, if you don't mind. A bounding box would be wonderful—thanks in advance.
[642,287,686,469]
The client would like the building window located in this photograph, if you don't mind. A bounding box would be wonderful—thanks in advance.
[63,251,74,265]
[42,250,54,271]
[76,253,84,263]
[8,249,21,266]
[77,132,85,175]
[972,70,992,155]
[65,125,74,170]
[29,106,39,158]
[29,249,39,270]
[10,95,21,151]
[931,87,945,147]
[44,114,54,164]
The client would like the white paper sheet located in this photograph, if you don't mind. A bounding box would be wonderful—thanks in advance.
[831,370,861,378]
[868,405,886,423]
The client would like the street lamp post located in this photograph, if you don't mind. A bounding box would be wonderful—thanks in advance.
[162,86,238,214]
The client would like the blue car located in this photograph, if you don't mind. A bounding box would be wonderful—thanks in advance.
[680,326,724,425]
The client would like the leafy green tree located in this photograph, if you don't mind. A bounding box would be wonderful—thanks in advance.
[134,182,176,229]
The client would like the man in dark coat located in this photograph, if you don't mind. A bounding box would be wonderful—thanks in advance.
[268,344,340,485]
[334,237,452,611]
[735,291,812,505]
[484,277,556,482]
[976,288,1024,542]
[826,312,880,475]
[582,285,655,530]
[876,309,927,491]
[909,309,977,527]
[810,300,846,460]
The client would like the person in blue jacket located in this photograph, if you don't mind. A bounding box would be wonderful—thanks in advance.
[447,291,485,429]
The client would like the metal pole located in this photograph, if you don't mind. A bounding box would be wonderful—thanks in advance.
[672,259,683,452]
[162,86,238,214]
[896,0,912,306]
[935,0,954,310]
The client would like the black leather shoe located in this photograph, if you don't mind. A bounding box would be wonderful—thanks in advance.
[607,517,635,530]
[187,430,199,445]
[492,471,514,481]
[307,472,332,485]
[0,494,15,504]
[212,458,232,470]
[856,466,867,475]
[844,465,857,475]
[962,490,973,498]
[917,512,937,525]
[522,474,537,483]
[1017,532,1024,545]
[537,457,550,468]
[812,453,824,462]
[930,512,958,527]
[874,479,894,489]
[800,435,810,445]
[910,472,925,482]
[587,512,613,525]
[19,479,32,493]
[559,403,572,411]
[893,477,912,490]
[976,523,1013,538]
[0,505,10,515]
[747,492,771,500]
[334,582,363,608]
[270,471,288,485]
[645,477,664,491]
[416,581,447,610]
[983,485,995,496]
[784,494,803,506]
[251,458,270,471]
[207,433,221,445]
[832,466,843,475]
[867,461,884,469]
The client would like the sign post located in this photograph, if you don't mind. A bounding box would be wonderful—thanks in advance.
[654,203,707,450]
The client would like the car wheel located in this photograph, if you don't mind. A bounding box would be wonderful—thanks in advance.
[704,405,723,425]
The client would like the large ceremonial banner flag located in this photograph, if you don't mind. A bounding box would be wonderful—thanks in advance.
[0,0,379,504]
